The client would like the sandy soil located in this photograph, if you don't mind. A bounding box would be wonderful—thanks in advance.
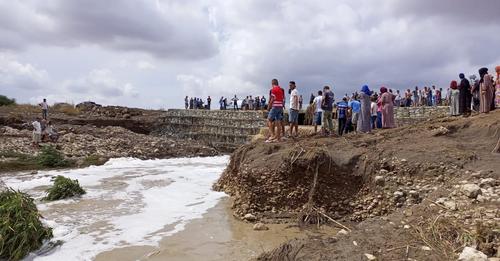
[95,198,338,261]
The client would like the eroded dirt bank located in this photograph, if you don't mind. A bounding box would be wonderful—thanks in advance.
[215,111,500,260]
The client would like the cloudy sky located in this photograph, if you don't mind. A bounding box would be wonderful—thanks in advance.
[1,0,499,109]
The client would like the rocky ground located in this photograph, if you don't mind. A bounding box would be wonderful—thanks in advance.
[0,103,219,173]
[215,110,500,260]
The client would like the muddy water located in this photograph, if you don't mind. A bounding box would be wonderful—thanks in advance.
[3,156,333,261]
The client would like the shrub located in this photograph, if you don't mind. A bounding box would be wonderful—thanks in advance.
[36,146,70,168]
[0,189,53,260]
[0,95,16,106]
[44,175,86,201]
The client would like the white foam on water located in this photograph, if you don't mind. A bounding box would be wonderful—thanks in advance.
[2,156,229,261]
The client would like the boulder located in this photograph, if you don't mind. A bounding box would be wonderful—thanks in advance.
[458,247,487,261]
[374,176,385,186]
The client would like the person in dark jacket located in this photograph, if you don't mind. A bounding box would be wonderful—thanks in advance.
[458,73,472,116]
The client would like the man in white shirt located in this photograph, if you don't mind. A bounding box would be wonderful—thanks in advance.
[312,90,323,133]
[288,81,300,137]
[32,118,42,147]
[39,98,49,119]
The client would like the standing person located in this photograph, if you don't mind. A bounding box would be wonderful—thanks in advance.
[458,73,472,116]
[431,86,437,106]
[495,66,500,108]
[312,91,323,133]
[394,90,402,107]
[348,95,361,133]
[261,96,267,109]
[39,99,49,120]
[370,98,378,129]
[405,89,412,107]
[184,96,189,109]
[321,86,335,135]
[437,88,442,105]
[189,98,194,109]
[336,97,349,136]
[299,95,303,110]
[309,93,315,105]
[266,79,284,142]
[288,81,300,137]
[380,87,395,129]
[32,117,42,148]
[412,87,419,107]
[449,80,460,116]
[219,97,224,110]
[479,67,494,113]
[207,96,212,110]
[232,95,239,110]
[357,85,372,133]
[249,96,254,110]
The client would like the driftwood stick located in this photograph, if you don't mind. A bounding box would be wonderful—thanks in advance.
[493,137,500,153]
[313,207,351,232]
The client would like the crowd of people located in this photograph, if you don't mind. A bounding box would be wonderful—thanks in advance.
[265,66,500,142]
[184,96,212,110]
[31,99,59,147]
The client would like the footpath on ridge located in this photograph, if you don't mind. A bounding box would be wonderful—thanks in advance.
[214,110,500,260]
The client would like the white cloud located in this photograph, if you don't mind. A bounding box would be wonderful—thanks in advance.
[137,61,156,70]
[0,53,49,90]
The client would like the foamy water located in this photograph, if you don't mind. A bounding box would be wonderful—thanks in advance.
[3,156,229,261]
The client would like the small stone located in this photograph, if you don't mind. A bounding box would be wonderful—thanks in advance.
[243,213,256,221]
[458,247,487,261]
[253,222,269,231]
[421,246,431,251]
[462,184,482,199]
[374,176,385,186]
[364,253,377,260]
[403,225,410,229]
[403,209,413,217]
[444,201,458,211]
[353,241,358,246]
[337,229,349,236]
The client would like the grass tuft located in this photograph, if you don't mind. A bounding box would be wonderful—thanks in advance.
[0,189,53,260]
[44,175,86,201]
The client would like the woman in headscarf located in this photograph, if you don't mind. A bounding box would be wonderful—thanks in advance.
[449,80,460,116]
[495,66,500,108]
[379,87,395,128]
[357,85,372,133]
[479,67,494,113]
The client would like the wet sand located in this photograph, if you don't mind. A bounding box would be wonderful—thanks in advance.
[96,198,337,261]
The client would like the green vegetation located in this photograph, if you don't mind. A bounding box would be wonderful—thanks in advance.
[0,151,39,173]
[0,95,16,106]
[36,146,71,168]
[44,175,86,201]
[0,189,53,260]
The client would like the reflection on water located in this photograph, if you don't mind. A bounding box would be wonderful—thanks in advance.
[3,156,229,261]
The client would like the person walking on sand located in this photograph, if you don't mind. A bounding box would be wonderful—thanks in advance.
[449,80,460,116]
[357,85,372,133]
[32,117,42,148]
[266,79,284,143]
[39,98,49,120]
[288,81,300,137]
[321,86,335,135]
[312,91,323,133]
[380,87,395,128]
[479,67,494,113]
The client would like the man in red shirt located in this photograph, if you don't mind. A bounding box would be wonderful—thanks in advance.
[267,79,284,142]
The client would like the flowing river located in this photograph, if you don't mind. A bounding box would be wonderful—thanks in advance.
[3,156,308,261]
